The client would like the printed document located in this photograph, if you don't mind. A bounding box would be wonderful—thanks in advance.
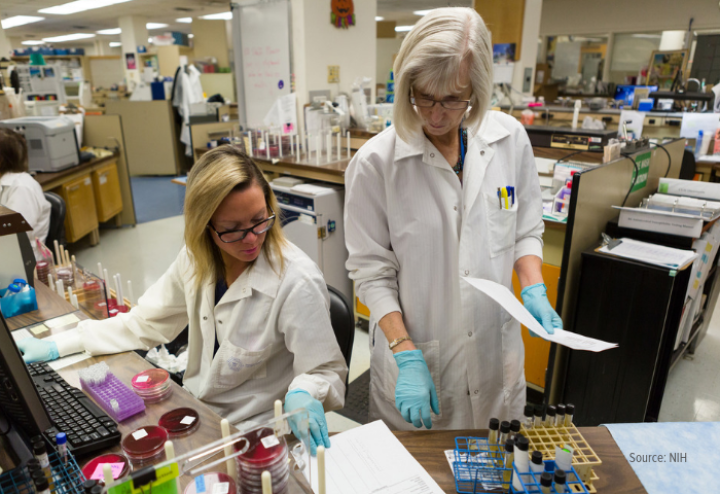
[308,420,444,494]
[597,237,697,269]
[462,277,618,352]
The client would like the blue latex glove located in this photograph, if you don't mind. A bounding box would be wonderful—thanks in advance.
[16,337,59,363]
[393,349,440,429]
[521,283,562,337]
[284,389,330,456]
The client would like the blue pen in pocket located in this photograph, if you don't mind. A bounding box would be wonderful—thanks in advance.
[507,186,515,206]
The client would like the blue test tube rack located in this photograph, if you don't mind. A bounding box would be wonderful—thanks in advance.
[0,449,86,494]
[453,436,590,494]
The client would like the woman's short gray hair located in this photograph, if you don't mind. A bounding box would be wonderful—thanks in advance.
[392,7,493,142]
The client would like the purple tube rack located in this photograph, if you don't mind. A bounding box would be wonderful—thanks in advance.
[80,371,145,422]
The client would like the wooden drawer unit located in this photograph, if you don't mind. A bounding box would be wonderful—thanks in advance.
[56,173,98,243]
[92,161,123,222]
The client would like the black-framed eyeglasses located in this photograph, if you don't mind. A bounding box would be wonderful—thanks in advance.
[208,210,276,243]
[410,96,471,111]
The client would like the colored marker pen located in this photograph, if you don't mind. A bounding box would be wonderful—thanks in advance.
[524,404,534,429]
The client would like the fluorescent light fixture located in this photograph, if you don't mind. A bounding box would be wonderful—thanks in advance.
[97,28,121,35]
[146,23,168,29]
[375,16,384,21]
[1,15,44,29]
[632,34,662,39]
[188,34,195,38]
[200,12,232,20]
[176,17,192,23]
[40,0,133,15]
[42,33,96,42]
[22,40,45,45]
[413,10,433,16]
[109,42,121,47]
[148,37,153,43]
[395,25,414,32]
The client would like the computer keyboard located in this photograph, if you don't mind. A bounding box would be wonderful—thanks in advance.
[27,362,121,456]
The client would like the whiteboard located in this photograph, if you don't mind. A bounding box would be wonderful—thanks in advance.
[236,0,292,127]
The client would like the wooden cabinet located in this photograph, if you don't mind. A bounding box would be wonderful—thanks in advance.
[56,174,98,243]
[92,162,123,222]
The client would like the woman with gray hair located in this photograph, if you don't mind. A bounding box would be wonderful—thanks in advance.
[344,7,561,430]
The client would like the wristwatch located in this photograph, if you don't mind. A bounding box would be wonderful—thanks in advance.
[388,336,412,350]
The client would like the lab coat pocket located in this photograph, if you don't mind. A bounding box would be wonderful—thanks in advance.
[485,194,518,258]
[212,341,272,390]
[379,340,443,418]
[500,318,525,401]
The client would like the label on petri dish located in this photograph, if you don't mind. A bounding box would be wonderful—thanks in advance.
[180,416,196,425]
[212,483,229,494]
[194,474,206,493]
[91,463,126,480]
[261,435,280,449]
[136,375,149,383]
[132,429,148,440]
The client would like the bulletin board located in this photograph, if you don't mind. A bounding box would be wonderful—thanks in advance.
[647,49,689,89]
[232,0,292,127]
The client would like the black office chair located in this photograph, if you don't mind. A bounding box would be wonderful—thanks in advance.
[679,149,697,181]
[327,285,355,399]
[43,192,66,249]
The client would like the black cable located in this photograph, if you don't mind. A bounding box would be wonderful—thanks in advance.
[556,149,587,164]
[650,141,672,178]
[620,153,640,207]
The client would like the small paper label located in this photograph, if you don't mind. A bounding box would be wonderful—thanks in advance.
[91,462,125,480]
[99,175,108,185]
[195,474,206,493]
[261,434,280,449]
[84,177,91,186]
[136,375,149,383]
[30,324,49,335]
[212,483,229,494]
[132,429,148,440]
[180,415,196,425]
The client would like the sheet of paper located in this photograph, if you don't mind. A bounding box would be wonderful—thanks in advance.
[680,113,720,139]
[308,420,444,494]
[11,328,32,342]
[618,110,645,139]
[598,237,698,269]
[30,323,50,336]
[48,352,91,371]
[44,313,80,329]
[462,277,618,352]
[534,157,556,175]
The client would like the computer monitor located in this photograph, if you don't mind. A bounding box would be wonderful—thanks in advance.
[614,85,658,105]
[0,311,52,442]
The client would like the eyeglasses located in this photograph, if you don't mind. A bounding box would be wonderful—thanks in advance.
[410,96,471,111]
[208,210,276,243]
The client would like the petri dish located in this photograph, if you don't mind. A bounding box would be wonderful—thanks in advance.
[236,428,287,466]
[183,472,236,494]
[81,453,132,484]
[158,407,200,436]
[121,426,168,462]
[131,368,172,401]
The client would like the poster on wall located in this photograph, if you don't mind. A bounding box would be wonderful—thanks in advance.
[125,53,137,70]
[331,0,355,28]
[647,50,688,89]
[493,43,516,64]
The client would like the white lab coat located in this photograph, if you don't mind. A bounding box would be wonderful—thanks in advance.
[55,242,348,426]
[0,172,51,258]
[173,64,204,157]
[344,110,544,430]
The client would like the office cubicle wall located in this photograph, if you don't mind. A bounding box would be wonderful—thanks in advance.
[546,139,685,403]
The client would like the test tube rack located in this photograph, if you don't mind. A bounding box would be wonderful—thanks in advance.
[452,436,590,494]
[0,450,85,494]
[80,366,145,422]
[520,424,601,492]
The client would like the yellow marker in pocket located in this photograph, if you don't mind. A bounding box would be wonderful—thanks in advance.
[501,187,509,210]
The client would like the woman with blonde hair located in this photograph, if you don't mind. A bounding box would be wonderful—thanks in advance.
[19,146,347,453]
[345,7,561,430]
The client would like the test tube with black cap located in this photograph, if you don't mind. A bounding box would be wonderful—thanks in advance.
[546,405,556,427]
[523,404,534,429]
[534,405,543,427]
[554,469,567,493]
[502,438,515,490]
[530,450,544,475]
[539,471,553,494]
[90,485,103,494]
[565,404,575,426]
[33,474,50,494]
[510,419,521,439]
[499,420,511,444]
[488,417,500,456]
[556,404,566,426]
[83,480,98,493]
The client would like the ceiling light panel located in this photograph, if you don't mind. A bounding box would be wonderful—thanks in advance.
[200,12,232,20]
[176,17,193,23]
[146,23,169,29]
[1,16,45,29]
[39,0,133,15]
[22,40,46,45]
[97,28,121,35]
[42,33,96,42]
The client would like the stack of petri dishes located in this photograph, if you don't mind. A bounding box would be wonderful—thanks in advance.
[56,267,74,290]
[36,261,50,286]
[121,426,168,464]
[235,428,289,494]
[131,369,173,402]
[158,407,200,437]
[183,472,237,494]
[81,453,132,484]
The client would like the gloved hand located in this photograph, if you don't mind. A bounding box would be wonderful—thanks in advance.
[17,337,59,363]
[284,389,331,456]
[393,349,439,429]
[521,283,562,337]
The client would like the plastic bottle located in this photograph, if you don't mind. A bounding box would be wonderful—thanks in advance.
[695,130,705,158]
[3,284,21,298]
[56,432,67,465]
[13,279,31,292]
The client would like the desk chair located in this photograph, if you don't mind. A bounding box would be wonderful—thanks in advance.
[43,192,66,248]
